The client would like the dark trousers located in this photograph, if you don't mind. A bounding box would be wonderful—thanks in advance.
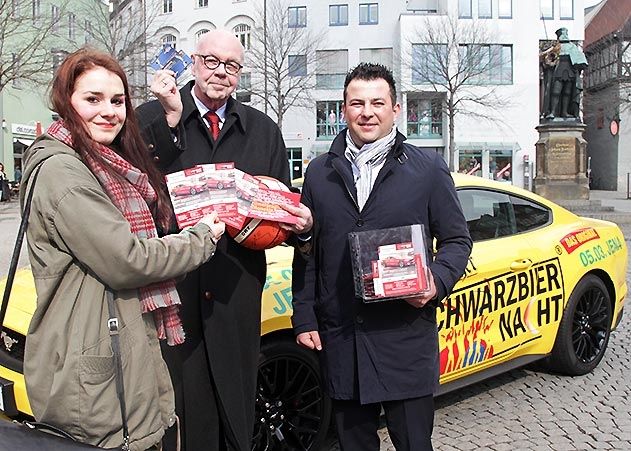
[333,395,434,451]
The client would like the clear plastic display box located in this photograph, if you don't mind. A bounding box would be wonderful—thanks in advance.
[348,224,430,303]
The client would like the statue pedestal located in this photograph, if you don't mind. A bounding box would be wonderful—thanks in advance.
[533,122,589,201]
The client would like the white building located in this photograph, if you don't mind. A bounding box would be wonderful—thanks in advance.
[126,0,585,188]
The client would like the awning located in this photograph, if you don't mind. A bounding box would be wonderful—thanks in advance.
[456,141,521,152]
[13,138,34,146]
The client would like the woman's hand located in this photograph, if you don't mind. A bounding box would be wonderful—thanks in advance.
[198,211,225,243]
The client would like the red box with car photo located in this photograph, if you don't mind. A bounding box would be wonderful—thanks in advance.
[349,224,430,302]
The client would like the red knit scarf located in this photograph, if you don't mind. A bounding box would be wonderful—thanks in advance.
[47,121,185,345]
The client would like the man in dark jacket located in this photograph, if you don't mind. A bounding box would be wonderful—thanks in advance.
[136,29,312,451]
[292,63,472,450]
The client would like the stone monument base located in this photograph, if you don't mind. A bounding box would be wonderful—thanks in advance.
[533,122,589,201]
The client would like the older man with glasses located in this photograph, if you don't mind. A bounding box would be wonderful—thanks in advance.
[136,29,312,451]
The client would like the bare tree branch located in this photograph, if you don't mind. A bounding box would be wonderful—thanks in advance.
[401,14,514,170]
[76,0,164,102]
[0,0,79,92]
[245,0,328,129]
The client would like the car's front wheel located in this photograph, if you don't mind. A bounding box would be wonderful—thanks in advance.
[546,274,612,375]
[253,339,331,451]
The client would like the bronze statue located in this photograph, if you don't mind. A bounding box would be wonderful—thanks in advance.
[540,28,588,121]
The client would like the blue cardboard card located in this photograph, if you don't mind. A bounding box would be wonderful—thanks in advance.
[149,45,192,79]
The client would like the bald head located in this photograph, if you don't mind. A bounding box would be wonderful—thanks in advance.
[195,29,244,64]
[192,28,245,110]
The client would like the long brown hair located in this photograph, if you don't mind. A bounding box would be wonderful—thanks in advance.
[50,47,173,229]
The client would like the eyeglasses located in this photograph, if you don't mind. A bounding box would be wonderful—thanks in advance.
[194,54,243,75]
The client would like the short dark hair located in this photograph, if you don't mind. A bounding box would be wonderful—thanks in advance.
[343,63,397,105]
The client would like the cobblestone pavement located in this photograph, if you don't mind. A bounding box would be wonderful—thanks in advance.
[325,225,631,451]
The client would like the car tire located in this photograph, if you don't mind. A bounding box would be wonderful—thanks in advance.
[190,187,197,195]
[217,182,223,190]
[546,274,612,376]
[253,339,331,451]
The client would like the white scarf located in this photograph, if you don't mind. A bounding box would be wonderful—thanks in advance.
[345,126,397,210]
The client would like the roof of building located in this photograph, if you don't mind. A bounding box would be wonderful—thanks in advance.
[585,1,606,27]
[585,0,631,46]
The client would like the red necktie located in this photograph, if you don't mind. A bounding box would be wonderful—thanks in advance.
[205,111,220,140]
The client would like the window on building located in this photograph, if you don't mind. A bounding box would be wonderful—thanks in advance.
[462,44,513,85]
[11,0,20,18]
[329,4,348,26]
[359,3,378,24]
[459,0,472,18]
[32,0,40,22]
[196,29,210,42]
[359,48,393,69]
[498,0,512,18]
[236,72,251,103]
[478,0,492,18]
[412,44,446,84]
[407,98,443,138]
[52,49,68,75]
[68,13,76,40]
[596,108,604,129]
[540,0,553,19]
[162,0,172,14]
[162,34,177,49]
[12,53,21,88]
[84,19,92,43]
[51,4,60,32]
[316,50,348,89]
[288,55,307,77]
[127,5,133,26]
[488,149,513,181]
[233,24,251,50]
[287,148,303,180]
[406,0,438,13]
[316,101,345,139]
[197,0,208,7]
[560,0,573,19]
[288,6,307,28]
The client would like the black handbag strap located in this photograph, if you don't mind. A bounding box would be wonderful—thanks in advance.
[0,161,130,450]
[0,163,43,333]
[106,292,130,450]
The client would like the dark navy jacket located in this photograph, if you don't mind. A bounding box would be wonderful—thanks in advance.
[292,130,472,403]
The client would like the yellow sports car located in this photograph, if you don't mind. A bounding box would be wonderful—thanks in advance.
[1,174,627,451]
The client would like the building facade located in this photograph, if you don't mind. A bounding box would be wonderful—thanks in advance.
[0,0,109,181]
[584,0,631,193]
[127,0,585,187]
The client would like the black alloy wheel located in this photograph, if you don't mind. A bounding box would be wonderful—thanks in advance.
[547,275,612,376]
[252,340,331,451]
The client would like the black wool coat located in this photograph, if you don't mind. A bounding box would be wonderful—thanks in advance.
[292,130,472,404]
[136,83,289,451]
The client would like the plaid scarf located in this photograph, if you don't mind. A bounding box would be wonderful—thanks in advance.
[47,121,185,345]
[344,126,397,211]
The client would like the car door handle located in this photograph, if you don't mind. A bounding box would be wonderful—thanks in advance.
[510,259,533,271]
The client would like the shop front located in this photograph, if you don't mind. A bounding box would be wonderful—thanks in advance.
[457,142,519,184]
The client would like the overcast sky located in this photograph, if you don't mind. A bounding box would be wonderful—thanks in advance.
[584,0,603,8]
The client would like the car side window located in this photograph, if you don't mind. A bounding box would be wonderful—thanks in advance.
[510,195,551,232]
[457,189,516,242]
